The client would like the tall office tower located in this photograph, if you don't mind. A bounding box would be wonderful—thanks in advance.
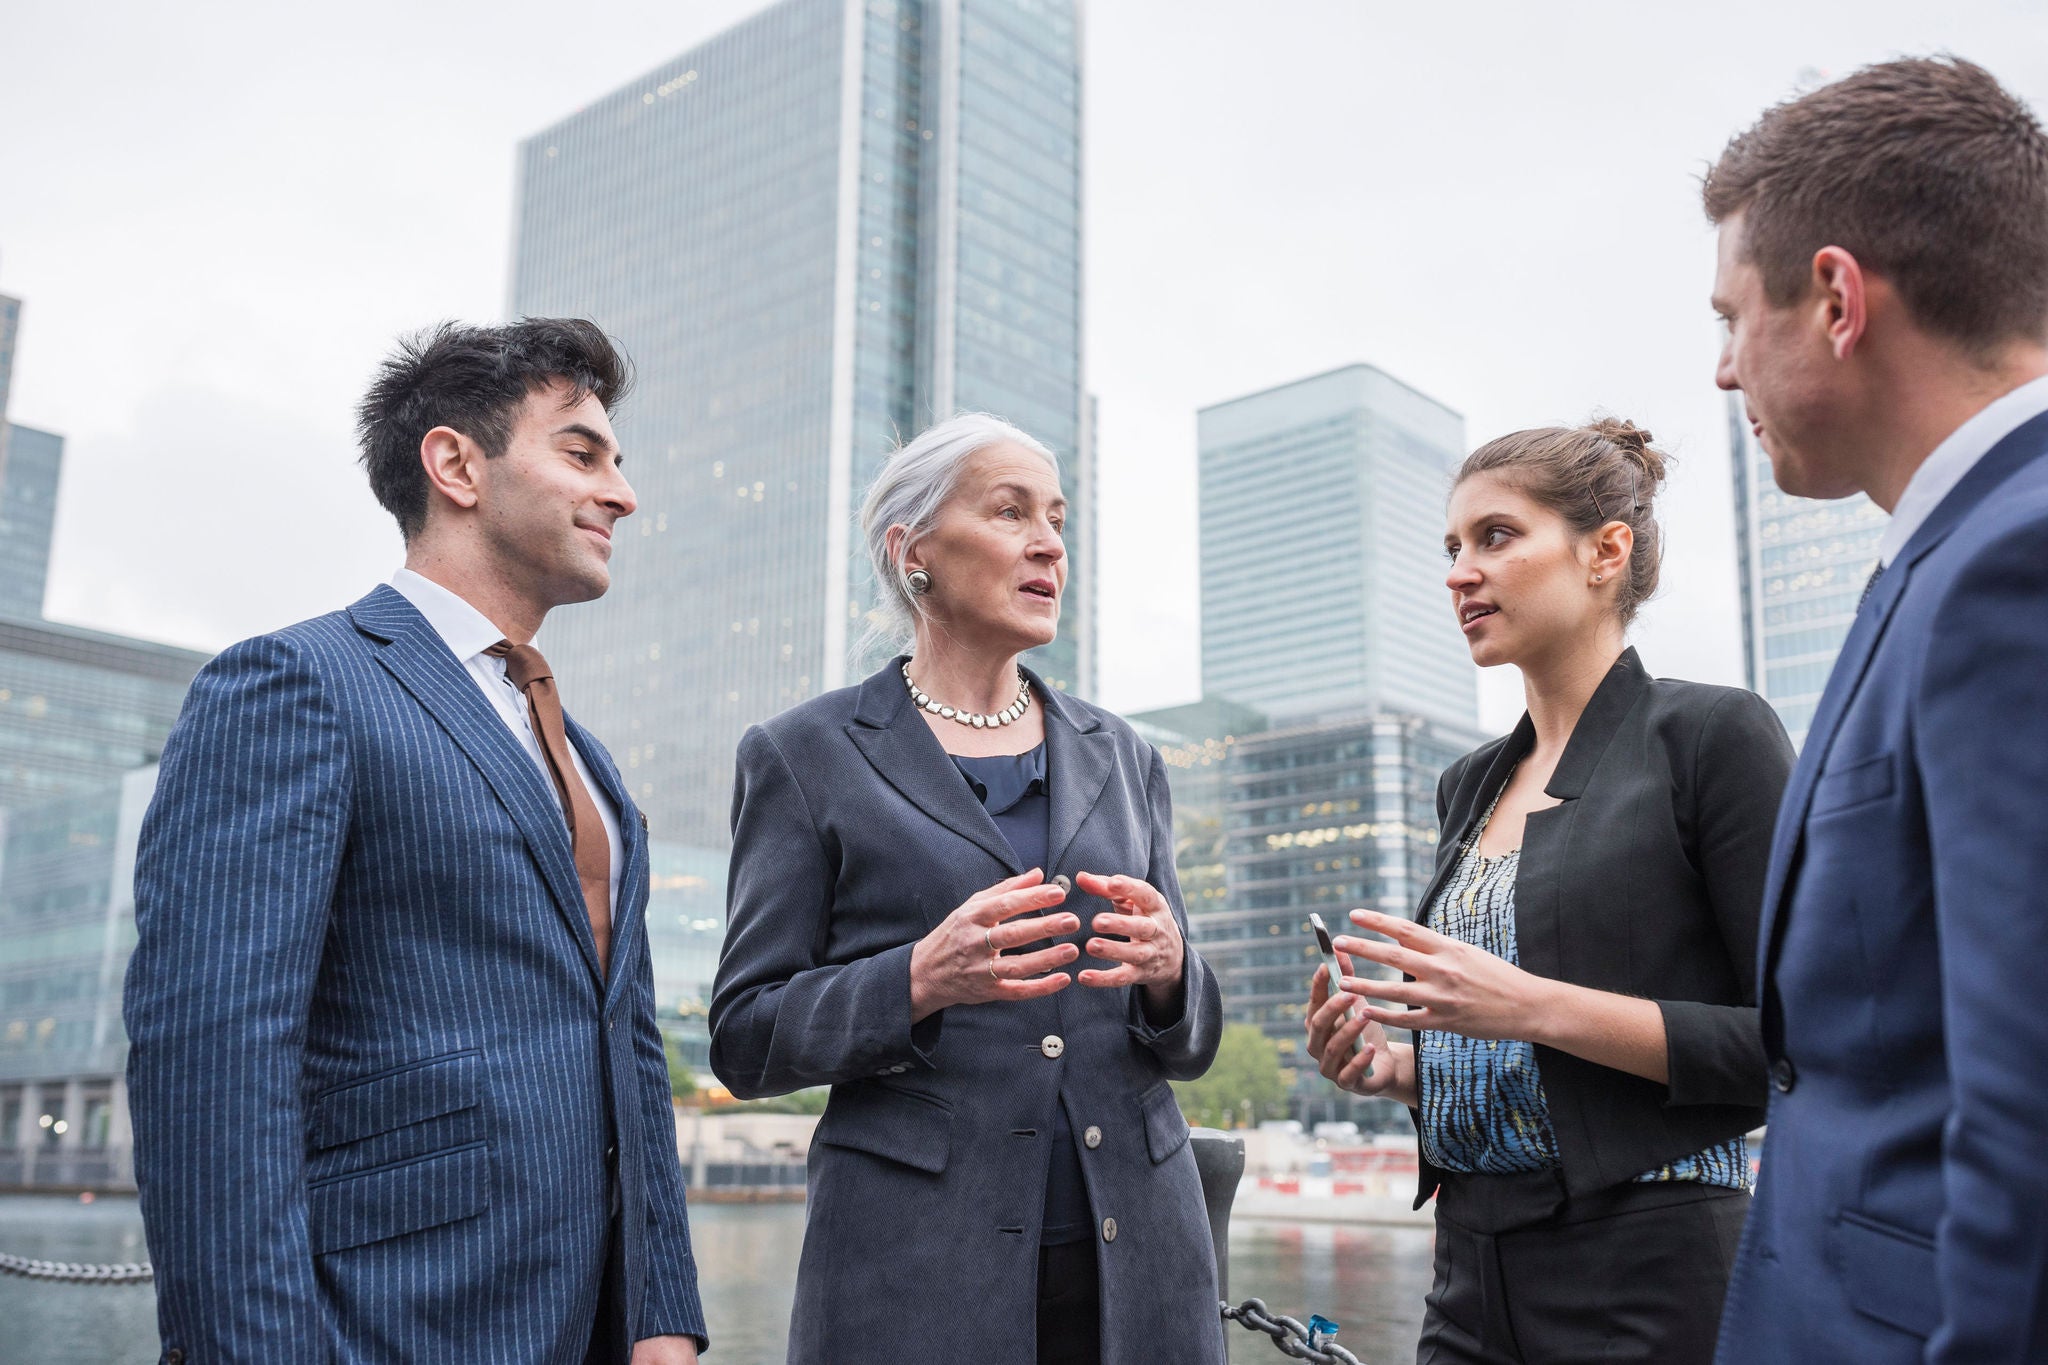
[1729,394,1888,746]
[0,425,63,621]
[0,618,208,813]
[0,294,19,434]
[511,0,1089,860]
[1132,693,1484,1124]
[1128,696,1269,926]
[0,766,155,1189]
[1218,707,1485,1123]
[0,291,74,620]
[1199,364,1476,728]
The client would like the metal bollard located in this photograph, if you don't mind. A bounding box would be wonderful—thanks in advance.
[1190,1128,1246,1300]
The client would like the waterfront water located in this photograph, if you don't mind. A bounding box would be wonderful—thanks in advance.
[0,1195,1431,1364]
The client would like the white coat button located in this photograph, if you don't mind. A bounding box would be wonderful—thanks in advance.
[1101,1217,1118,1243]
[1083,1125,1102,1149]
[1040,1035,1065,1059]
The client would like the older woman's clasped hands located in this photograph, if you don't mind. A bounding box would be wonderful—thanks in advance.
[909,870,1078,1017]
[909,868,1185,1021]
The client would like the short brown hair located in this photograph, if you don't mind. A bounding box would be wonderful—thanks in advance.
[1703,56,2048,350]
[1456,419,1671,627]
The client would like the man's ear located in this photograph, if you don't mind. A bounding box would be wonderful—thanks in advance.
[420,426,483,513]
[1812,246,1869,362]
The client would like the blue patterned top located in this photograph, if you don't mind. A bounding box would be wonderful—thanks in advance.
[1416,786,1751,1191]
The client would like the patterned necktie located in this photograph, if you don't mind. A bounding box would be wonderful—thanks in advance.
[1858,562,1886,612]
[488,640,611,974]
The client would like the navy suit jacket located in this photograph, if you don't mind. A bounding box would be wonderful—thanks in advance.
[1716,411,2048,1364]
[123,585,705,1364]
[708,661,1227,1365]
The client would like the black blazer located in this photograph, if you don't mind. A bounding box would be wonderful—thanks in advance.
[1411,648,1793,1204]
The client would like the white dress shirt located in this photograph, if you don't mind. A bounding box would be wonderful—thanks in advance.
[390,568,623,915]
[1877,372,2048,568]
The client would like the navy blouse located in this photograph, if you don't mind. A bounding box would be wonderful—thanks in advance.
[950,744,1093,1245]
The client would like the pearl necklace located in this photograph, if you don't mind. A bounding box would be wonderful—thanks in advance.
[902,662,1033,729]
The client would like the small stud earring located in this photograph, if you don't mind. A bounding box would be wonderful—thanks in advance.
[907,569,932,594]
[1593,574,1604,583]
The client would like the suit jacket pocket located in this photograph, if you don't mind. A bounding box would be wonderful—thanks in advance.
[307,1141,490,1255]
[1139,1081,1190,1164]
[815,1082,953,1174]
[1811,753,1894,818]
[310,1049,482,1149]
[1836,1209,1937,1338]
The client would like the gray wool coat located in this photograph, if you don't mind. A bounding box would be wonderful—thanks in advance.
[709,660,1228,1364]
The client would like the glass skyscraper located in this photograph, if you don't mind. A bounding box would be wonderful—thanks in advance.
[0,295,19,443]
[1198,364,1477,728]
[0,289,206,813]
[510,0,1088,859]
[1134,698,1485,1125]
[0,618,208,815]
[0,767,154,1188]
[0,291,67,623]
[1728,394,1889,747]
[0,424,63,622]
[0,291,212,1183]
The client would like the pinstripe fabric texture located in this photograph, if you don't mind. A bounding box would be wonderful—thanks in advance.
[123,584,704,1365]
[710,661,1229,1365]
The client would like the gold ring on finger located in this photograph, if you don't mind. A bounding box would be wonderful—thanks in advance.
[988,953,1001,980]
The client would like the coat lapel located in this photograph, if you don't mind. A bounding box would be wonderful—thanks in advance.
[348,586,605,987]
[1037,672,1115,877]
[1516,649,1651,982]
[845,660,1021,874]
[1415,719,1530,930]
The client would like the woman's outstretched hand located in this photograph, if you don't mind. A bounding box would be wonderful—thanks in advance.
[1073,872,1185,1016]
[908,869,1079,1022]
[1335,908,1555,1040]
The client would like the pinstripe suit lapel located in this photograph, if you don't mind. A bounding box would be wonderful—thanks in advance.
[348,587,605,987]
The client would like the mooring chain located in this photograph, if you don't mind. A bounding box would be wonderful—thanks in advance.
[2,1247,1365,1362]
[0,1252,154,1284]
[1221,1297,1364,1364]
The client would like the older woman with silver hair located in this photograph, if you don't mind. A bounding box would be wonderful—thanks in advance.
[709,413,1227,1365]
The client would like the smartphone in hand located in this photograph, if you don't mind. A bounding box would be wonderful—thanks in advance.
[1309,912,1372,1078]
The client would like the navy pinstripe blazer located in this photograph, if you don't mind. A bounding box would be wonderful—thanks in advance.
[123,584,704,1364]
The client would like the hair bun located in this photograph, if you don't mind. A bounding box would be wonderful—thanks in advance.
[1585,416,1670,486]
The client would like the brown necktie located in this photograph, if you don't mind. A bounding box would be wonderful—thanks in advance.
[488,640,611,974]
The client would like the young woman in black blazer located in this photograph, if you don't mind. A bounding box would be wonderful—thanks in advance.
[1305,419,1794,1365]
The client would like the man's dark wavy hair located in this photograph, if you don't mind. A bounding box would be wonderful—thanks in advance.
[356,318,633,541]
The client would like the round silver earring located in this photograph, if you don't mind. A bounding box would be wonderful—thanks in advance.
[907,569,932,594]
[1593,574,1604,583]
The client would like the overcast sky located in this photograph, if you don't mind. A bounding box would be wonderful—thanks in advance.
[4,0,2044,732]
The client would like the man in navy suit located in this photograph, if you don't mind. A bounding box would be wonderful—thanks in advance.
[1705,58,2048,1363]
[124,320,705,1364]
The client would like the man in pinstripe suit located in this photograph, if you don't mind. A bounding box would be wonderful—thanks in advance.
[124,319,705,1364]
